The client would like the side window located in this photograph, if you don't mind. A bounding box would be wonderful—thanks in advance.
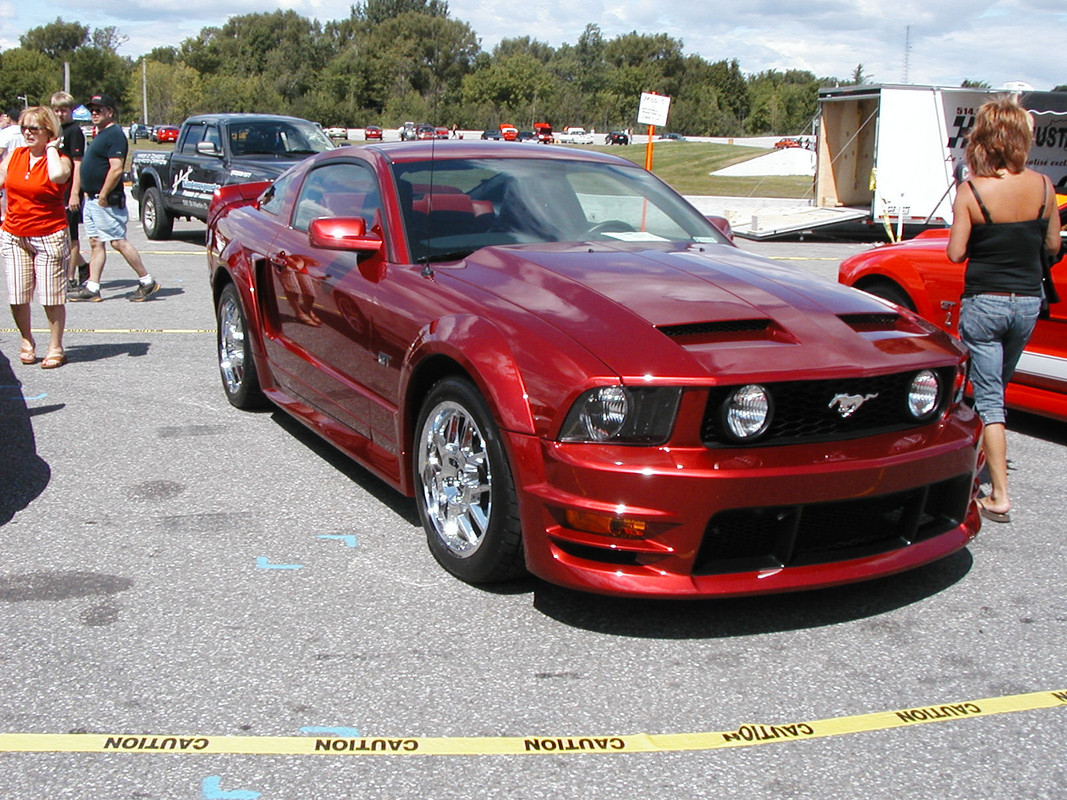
[179,123,205,154]
[291,162,381,232]
[204,125,221,150]
[260,172,296,217]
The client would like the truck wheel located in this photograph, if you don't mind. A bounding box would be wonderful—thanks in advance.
[140,187,174,240]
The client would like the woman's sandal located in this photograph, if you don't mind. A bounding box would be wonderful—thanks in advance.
[19,343,37,365]
[977,497,1011,523]
[40,351,67,370]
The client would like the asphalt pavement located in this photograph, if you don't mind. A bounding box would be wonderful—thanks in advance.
[1,211,1064,800]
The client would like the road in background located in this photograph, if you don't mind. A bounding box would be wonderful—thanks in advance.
[1,213,1064,799]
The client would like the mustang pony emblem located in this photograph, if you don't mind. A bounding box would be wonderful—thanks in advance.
[828,392,879,418]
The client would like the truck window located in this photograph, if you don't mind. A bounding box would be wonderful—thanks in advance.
[180,123,205,154]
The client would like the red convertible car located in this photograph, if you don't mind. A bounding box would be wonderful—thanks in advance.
[839,201,1067,422]
[207,142,982,598]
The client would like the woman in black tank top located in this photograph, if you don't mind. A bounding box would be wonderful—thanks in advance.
[946,97,1060,523]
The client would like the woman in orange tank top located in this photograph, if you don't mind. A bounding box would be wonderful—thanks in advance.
[0,106,72,368]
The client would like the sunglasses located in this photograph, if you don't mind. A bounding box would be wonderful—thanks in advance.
[21,125,44,134]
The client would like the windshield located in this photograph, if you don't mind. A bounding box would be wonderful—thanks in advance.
[391,157,727,262]
[229,120,335,157]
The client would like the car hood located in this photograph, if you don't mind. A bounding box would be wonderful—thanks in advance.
[455,241,963,383]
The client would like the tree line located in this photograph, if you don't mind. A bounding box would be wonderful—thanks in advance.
[2,0,1038,137]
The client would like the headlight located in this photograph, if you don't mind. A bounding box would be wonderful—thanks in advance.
[722,384,772,440]
[559,386,682,444]
[906,369,940,420]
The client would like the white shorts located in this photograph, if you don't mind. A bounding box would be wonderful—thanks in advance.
[2,228,71,305]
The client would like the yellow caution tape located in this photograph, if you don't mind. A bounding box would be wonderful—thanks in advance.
[1,689,1063,756]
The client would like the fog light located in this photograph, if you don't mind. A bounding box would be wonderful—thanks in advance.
[723,384,772,440]
[907,369,940,420]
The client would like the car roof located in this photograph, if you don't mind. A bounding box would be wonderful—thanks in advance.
[182,113,316,125]
[352,140,638,167]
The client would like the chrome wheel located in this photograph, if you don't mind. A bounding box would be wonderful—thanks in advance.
[216,284,266,409]
[218,293,246,397]
[417,399,493,558]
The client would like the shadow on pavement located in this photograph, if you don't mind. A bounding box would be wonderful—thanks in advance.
[0,354,52,526]
[532,549,973,638]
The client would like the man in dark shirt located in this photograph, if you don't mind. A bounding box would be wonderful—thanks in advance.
[50,91,88,287]
[68,93,158,302]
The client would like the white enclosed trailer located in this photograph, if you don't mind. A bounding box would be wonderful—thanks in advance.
[735,84,1067,240]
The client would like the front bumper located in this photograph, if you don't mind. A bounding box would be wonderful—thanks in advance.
[510,404,982,598]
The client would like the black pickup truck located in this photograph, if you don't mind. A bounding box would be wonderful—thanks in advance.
[130,113,334,239]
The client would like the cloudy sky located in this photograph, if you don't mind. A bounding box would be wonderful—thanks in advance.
[1,0,1064,90]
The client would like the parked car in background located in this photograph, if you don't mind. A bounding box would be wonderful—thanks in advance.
[206,140,981,598]
[416,124,436,141]
[364,125,383,140]
[480,129,502,140]
[151,125,180,143]
[499,124,519,141]
[556,127,594,144]
[434,126,450,140]
[774,137,804,149]
[658,132,687,141]
[534,122,554,144]
[324,126,348,140]
[605,131,630,145]
[128,123,150,141]
[839,201,1067,422]
[399,122,418,141]
[517,131,537,142]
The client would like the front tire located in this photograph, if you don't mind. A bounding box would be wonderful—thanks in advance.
[862,280,916,312]
[414,377,525,584]
[216,283,268,410]
[141,186,174,240]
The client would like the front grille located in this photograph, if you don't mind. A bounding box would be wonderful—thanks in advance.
[702,367,955,447]
[693,474,972,575]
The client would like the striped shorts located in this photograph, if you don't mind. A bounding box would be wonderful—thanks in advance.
[2,228,71,306]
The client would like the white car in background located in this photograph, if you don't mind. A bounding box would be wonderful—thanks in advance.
[556,127,594,144]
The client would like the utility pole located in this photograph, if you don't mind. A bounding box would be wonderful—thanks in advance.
[141,58,148,125]
[903,26,912,84]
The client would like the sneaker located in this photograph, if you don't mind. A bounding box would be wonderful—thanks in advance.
[68,285,102,302]
[129,280,160,302]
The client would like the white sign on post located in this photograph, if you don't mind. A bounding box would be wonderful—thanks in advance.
[637,93,671,127]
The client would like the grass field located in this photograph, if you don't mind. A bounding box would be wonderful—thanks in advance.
[125,139,814,199]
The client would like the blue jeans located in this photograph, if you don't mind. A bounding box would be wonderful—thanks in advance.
[958,293,1041,425]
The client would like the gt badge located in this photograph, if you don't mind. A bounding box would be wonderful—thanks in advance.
[829,392,878,418]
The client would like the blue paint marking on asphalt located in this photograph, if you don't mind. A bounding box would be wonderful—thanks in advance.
[317,534,359,548]
[201,776,261,800]
[255,557,303,570]
[300,726,362,737]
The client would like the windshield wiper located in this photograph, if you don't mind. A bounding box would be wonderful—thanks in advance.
[415,249,475,264]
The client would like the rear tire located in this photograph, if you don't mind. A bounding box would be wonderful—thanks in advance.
[141,186,174,240]
[414,377,525,584]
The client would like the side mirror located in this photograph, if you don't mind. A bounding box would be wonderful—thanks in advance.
[706,215,735,242]
[196,141,222,157]
[308,217,384,253]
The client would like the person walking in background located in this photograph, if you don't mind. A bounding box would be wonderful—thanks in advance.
[50,92,88,287]
[67,93,157,303]
[0,107,72,369]
[946,97,1061,523]
[0,108,27,221]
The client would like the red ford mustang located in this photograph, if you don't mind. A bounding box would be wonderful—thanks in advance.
[839,201,1067,422]
[207,141,981,598]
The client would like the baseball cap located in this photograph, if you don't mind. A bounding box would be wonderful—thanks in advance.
[87,93,117,110]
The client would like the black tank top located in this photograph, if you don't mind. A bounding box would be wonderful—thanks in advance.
[962,179,1048,297]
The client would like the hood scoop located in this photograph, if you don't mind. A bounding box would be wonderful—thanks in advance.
[657,318,796,346]
[837,312,901,332]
